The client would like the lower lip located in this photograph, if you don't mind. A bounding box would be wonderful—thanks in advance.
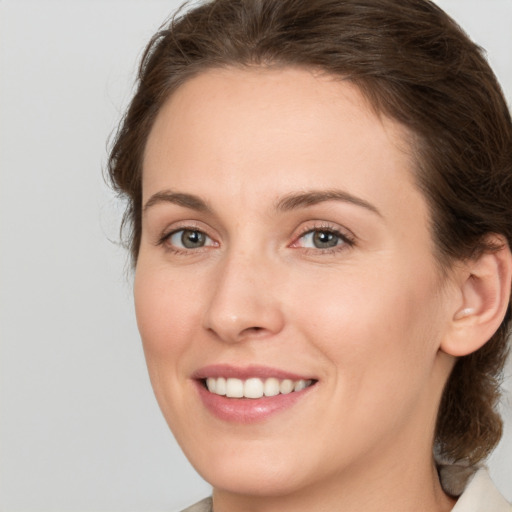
[194,380,315,424]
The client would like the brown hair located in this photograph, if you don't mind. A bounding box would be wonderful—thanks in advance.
[108,0,512,465]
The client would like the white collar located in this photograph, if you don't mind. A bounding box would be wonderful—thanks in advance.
[451,468,511,511]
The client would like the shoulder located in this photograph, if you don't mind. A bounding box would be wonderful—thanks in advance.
[452,468,511,512]
[179,497,213,512]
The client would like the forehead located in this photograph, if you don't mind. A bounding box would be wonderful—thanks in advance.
[142,66,422,218]
[144,66,410,162]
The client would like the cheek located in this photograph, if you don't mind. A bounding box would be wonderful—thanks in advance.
[296,271,445,454]
[133,262,207,432]
[133,263,204,363]
[295,261,445,391]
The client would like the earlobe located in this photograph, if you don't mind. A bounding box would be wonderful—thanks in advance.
[441,239,512,357]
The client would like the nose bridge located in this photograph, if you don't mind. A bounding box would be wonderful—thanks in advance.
[203,244,285,343]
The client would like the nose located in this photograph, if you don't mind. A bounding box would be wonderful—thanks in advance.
[202,250,285,343]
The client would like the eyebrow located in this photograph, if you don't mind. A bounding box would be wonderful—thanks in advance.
[143,188,382,217]
[275,190,382,217]
[143,190,211,214]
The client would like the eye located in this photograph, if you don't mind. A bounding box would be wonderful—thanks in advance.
[166,229,215,250]
[294,228,353,250]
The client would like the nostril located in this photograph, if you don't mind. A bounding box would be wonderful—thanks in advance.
[242,326,265,335]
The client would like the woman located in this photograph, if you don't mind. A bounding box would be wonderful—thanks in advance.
[108,0,512,510]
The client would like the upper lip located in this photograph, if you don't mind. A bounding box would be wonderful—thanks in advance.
[192,364,316,381]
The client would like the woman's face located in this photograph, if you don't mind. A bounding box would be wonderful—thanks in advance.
[135,67,457,497]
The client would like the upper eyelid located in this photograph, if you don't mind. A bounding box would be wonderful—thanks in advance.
[158,227,219,254]
[157,223,215,246]
[294,222,356,240]
[159,220,214,237]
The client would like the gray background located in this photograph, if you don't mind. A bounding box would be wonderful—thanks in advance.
[0,1,511,510]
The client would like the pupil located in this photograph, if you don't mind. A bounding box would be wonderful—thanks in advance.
[182,230,205,248]
[313,231,338,248]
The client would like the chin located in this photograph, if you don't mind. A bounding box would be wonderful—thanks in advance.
[203,465,307,498]
[184,441,312,497]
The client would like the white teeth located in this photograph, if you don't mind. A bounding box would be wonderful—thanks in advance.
[205,376,314,398]
[280,379,294,394]
[264,377,280,397]
[226,378,244,398]
[216,377,226,395]
[294,379,307,392]
[206,377,216,393]
[244,378,264,398]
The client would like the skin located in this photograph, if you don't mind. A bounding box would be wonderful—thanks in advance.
[135,67,464,512]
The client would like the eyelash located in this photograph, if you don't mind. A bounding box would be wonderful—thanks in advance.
[157,223,356,255]
[291,223,355,254]
[157,224,217,255]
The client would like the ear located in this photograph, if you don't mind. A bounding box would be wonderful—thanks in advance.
[441,238,512,357]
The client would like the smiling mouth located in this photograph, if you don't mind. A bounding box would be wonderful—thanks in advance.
[203,377,316,399]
